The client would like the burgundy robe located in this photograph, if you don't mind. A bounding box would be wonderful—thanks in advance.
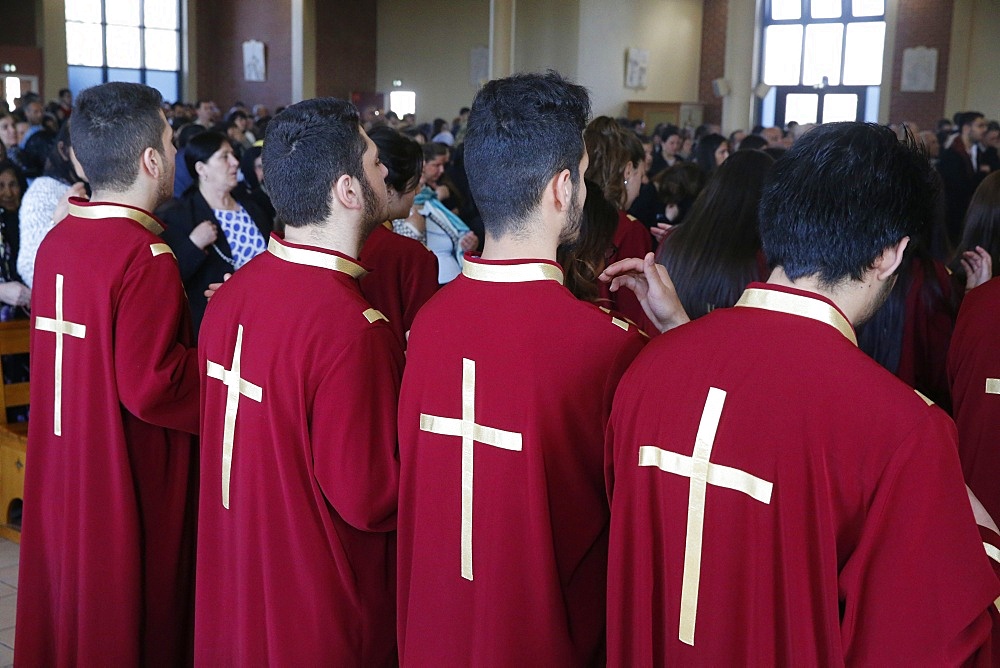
[949,277,1000,522]
[397,255,645,665]
[898,257,957,410]
[16,198,200,666]
[194,235,403,666]
[598,211,654,335]
[607,282,999,666]
[359,221,439,348]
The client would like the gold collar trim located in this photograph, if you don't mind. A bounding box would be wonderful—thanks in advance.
[462,259,564,285]
[267,237,367,278]
[68,201,164,235]
[735,287,857,346]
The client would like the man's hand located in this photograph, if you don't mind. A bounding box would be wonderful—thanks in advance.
[204,273,233,301]
[599,252,690,333]
[961,246,992,292]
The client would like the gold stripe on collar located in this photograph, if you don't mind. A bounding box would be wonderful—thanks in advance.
[267,237,367,278]
[735,287,857,346]
[462,260,564,285]
[68,202,164,235]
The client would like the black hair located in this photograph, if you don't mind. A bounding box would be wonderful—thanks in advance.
[239,144,263,191]
[558,178,619,303]
[737,134,768,151]
[759,122,936,287]
[262,97,366,228]
[950,171,1000,283]
[71,82,165,191]
[41,122,79,184]
[656,150,774,318]
[422,142,449,162]
[693,133,727,175]
[368,126,423,193]
[175,122,207,149]
[58,88,71,98]
[184,131,230,181]
[464,71,590,238]
[956,111,984,131]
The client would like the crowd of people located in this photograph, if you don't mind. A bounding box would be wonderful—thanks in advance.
[4,74,1000,664]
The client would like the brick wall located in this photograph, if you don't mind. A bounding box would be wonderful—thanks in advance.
[888,0,954,130]
[697,0,727,128]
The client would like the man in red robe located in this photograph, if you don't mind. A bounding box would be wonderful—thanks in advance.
[360,221,438,348]
[396,72,688,665]
[16,83,200,665]
[194,99,403,665]
[949,276,1000,522]
[603,122,1000,665]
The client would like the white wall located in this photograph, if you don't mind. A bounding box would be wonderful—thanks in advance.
[376,0,490,124]
[576,0,703,118]
[514,0,579,79]
[946,0,1000,117]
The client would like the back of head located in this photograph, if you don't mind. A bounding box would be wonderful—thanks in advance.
[184,131,229,181]
[759,122,935,287]
[956,171,1000,269]
[584,116,634,209]
[464,71,591,238]
[738,134,768,151]
[239,143,263,190]
[369,125,422,194]
[658,150,775,318]
[262,97,366,228]
[71,82,165,192]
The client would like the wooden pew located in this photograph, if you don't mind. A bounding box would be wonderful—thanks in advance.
[0,319,29,543]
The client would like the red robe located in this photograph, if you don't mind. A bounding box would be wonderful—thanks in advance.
[949,277,1000,522]
[898,257,957,410]
[194,235,403,666]
[397,255,645,665]
[607,282,1000,666]
[359,221,439,348]
[17,198,199,666]
[598,211,654,335]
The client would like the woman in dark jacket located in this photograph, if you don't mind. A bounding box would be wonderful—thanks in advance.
[158,131,272,339]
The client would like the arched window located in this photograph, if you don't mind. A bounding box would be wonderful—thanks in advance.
[66,0,182,102]
[759,0,885,127]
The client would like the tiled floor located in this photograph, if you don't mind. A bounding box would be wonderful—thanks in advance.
[0,539,16,667]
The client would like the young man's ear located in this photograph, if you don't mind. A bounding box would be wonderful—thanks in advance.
[874,236,909,282]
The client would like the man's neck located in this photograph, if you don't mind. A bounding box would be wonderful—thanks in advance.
[88,189,160,214]
[283,219,365,260]
[766,267,870,326]
[479,213,561,263]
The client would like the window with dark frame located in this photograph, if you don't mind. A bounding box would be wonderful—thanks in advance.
[759,0,886,128]
[66,0,182,103]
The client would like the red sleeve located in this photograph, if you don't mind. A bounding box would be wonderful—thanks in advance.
[839,411,1000,665]
[114,250,200,434]
[312,323,403,532]
[603,334,646,503]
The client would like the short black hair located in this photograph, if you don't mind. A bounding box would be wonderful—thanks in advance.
[957,111,984,131]
[464,71,590,237]
[262,97,366,228]
[422,142,449,162]
[368,126,423,193]
[58,88,71,98]
[759,122,936,287]
[737,134,767,151]
[184,131,230,181]
[71,82,165,192]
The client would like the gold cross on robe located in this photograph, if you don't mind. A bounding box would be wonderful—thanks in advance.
[639,387,774,646]
[206,324,263,509]
[419,357,523,581]
[35,274,87,437]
